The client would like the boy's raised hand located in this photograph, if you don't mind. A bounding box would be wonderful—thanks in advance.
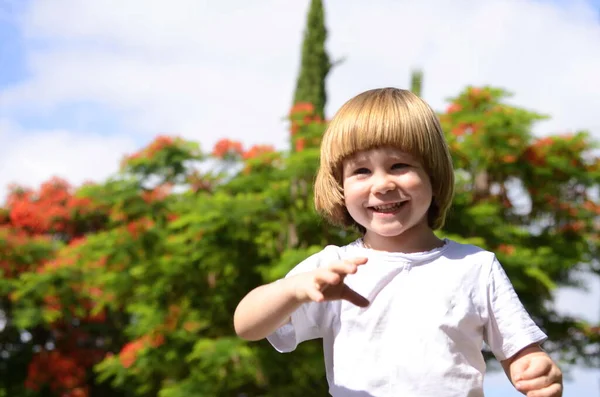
[294,257,369,307]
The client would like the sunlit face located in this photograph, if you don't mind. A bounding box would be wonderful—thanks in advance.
[342,147,434,250]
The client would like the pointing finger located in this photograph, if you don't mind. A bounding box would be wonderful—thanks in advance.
[341,284,369,307]
[348,256,369,265]
[330,257,368,275]
[346,257,368,273]
[315,270,342,287]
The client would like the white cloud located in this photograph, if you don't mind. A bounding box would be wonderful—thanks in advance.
[1,0,310,151]
[0,119,137,201]
[1,0,599,156]
[324,0,600,137]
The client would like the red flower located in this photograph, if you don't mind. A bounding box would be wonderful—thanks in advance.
[451,123,475,137]
[146,135,176,158]
[125,217,155,238]
[212,139,244,158]
[65,387,88,397]
[121,135,181,168]
[26,350,88,395]
[469,87,482,96]
[560,220,585,233]
[119,339,145,368]
[118,333,165,368]
[502,155,517,164]
[290,122,300,136]
[533,137,554,148]
[290,102,315,116]
[243,145,275,160]
[497,244,516,255]
[583,201,600,215]
[141,183,172,203]
[3,177,92,236]
[523,137,556,167]
[446,103,462,114]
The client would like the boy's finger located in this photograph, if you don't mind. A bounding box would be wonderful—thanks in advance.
[520,359,551,379]
[330,257,368,275]
[344,257,368,275]
[526,383,562,397]
[346,257,369,267]
[349,256,369,264]
[307,288,325,303]
[341,285,369,307]
[515,375,551,393]
[315,271,342,287]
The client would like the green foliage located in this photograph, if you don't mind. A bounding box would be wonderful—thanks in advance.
[0,86,598,396]
[410,69,423,97]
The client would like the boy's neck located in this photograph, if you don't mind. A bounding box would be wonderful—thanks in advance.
[362,224,444,254]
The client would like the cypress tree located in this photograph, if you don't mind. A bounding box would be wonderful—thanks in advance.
[410,69,423,97]
[293,0,331,119]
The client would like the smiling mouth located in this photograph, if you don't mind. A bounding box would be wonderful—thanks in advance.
[369,202,407,213]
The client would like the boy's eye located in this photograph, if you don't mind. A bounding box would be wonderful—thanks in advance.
[354,167,370,175]
[392,163,409,169]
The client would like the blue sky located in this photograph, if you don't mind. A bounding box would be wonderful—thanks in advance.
[0,15,25,86]
[1,0,599,395]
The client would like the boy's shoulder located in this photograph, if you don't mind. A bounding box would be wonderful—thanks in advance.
[443,239,496,258]
[437,239,499,272]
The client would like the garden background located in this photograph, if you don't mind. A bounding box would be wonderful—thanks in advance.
[1,0,600,396]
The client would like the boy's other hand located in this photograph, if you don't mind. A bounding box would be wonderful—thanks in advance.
[510,346,563,397]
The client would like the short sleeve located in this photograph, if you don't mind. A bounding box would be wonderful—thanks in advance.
[266,245,340,353]
[483,256,548,361]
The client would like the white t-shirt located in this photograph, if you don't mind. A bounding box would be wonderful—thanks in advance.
[267,239,547,397]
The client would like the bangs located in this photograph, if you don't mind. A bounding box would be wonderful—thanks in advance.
[320,88,439,175]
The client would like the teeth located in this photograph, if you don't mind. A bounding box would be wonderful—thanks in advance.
[372,202,403,211]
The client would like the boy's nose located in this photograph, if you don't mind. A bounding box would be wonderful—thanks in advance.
[371,174,396,194]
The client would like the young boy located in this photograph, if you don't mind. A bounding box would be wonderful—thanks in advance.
[234,88,563,396]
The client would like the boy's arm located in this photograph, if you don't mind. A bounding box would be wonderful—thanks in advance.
[501,344,563,397]
[233,277,303,341]
[234,257,368,342]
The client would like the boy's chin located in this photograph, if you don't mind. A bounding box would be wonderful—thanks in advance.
[363,227,407,239]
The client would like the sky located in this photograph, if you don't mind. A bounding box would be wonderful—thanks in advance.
[0,0,599,395]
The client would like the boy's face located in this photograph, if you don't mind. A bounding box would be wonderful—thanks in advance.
[342,146,434,250]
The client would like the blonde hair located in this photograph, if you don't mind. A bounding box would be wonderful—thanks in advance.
[314,87,454,231]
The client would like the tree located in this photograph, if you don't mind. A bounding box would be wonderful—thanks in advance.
[292,0,331,120]
[410,69,423,97]
[1,87,598,397]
